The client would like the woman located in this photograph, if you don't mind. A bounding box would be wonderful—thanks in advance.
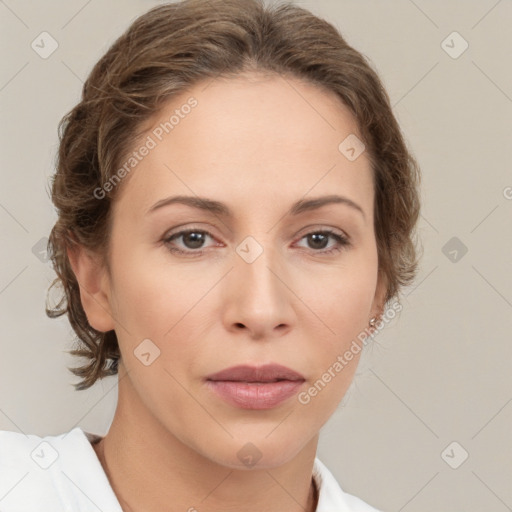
[0,0,421,510]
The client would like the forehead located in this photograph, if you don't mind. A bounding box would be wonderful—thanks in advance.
[112,73,374,222]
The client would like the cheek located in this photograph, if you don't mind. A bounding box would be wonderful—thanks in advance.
[328,279,375,342]
[299,255,378,339]
[106,243,193,343]
[294,253,378,411]
[299,281,373,415]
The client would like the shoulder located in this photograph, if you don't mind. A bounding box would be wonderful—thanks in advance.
[0,428,56,475]
[0,427,122,512]
[313,458,382,512]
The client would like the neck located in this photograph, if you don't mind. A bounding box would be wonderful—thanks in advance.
[92,368,320,512]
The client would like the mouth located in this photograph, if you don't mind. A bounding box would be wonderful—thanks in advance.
[206,363,305,383]
[205,364,305,410]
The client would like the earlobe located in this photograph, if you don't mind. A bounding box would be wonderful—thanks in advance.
[67,244,116,333]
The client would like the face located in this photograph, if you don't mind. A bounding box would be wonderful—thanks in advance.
[85,72,385,469]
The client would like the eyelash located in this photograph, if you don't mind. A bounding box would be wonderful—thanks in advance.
[163,227,351,257]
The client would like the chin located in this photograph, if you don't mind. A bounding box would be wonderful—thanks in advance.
[194,431,313,471]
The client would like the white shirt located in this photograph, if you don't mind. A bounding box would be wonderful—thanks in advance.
[0,427,381,511]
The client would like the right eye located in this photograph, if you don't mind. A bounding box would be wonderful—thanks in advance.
[163,228,220,257]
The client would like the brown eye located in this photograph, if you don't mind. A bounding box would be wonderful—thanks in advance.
[178,231,207,249]
[307,232,330,250]
[296,230,350,254]
[164,229,216,256]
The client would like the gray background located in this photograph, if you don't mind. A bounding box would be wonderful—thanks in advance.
[1,1,511,511]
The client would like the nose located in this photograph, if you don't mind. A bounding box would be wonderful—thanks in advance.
[222,244,295,341]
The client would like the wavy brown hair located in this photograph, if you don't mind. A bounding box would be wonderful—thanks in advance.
[46,0,422,391]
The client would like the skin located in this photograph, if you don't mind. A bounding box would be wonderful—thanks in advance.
[68,72,386,512]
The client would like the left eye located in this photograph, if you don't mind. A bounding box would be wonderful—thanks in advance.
[295,230,350,253]
[164,229,217,253]
[163,228,350,256]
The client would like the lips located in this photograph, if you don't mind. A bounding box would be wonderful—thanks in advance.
[205,364,305,410]
[206,364,305,383]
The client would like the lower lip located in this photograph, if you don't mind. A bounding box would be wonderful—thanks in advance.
[205,380,304,410]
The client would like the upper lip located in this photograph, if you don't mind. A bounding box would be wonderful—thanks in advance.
[206,364,305,383]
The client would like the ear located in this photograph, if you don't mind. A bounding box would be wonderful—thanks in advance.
[67,243,116,333]
[370,269,388,320]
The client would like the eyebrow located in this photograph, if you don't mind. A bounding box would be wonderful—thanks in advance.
[147,194,365,220]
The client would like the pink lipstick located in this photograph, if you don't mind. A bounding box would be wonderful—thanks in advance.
[205,364,305,410]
